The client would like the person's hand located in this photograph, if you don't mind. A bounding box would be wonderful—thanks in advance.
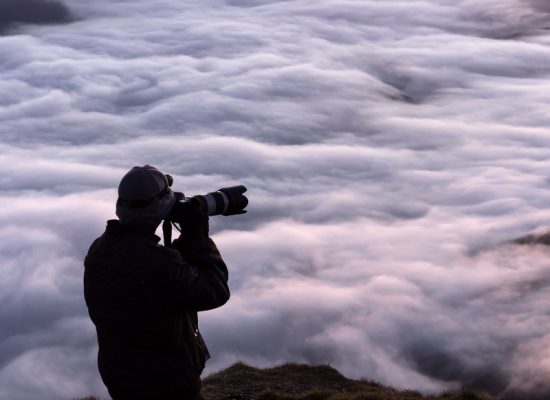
[176,198,209,241]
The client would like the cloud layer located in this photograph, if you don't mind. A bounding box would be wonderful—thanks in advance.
[1,0,550,399]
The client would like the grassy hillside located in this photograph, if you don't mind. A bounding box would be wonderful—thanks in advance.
[78,362,495,400]
[201,362,494,400]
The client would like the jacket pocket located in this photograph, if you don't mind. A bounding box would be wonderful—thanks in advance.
[172,312,209,373]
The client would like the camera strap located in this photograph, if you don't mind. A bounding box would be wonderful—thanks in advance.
[162,219,172,247]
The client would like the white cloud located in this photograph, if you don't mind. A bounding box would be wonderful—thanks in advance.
[1,0,550,399]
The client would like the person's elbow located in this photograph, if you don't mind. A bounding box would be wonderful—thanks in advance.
[196,283,230,311]
[211,283,230,308]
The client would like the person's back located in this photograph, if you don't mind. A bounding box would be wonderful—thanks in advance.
[84,165,230,400]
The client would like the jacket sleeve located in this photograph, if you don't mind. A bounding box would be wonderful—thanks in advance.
[147,237,230,312]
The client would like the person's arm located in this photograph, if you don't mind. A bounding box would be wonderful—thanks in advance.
[147,198,230,312]
[171,235,230,311]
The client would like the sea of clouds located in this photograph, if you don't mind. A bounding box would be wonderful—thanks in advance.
[1,0,550,399]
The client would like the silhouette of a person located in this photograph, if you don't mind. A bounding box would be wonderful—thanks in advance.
[84,165,230,400]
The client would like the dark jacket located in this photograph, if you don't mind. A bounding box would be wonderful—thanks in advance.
[83,220,229,398]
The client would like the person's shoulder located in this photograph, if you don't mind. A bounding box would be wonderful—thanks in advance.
[84,222,113,260]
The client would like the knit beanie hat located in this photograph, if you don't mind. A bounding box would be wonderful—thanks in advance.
[116,165,176,229]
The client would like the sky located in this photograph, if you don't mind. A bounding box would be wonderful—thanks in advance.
[1,0,550,399]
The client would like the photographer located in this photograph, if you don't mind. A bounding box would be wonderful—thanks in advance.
[84,165,230,400]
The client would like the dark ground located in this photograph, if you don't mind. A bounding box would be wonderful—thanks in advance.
[77,362,495,400]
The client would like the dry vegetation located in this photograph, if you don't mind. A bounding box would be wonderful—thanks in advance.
[201,363,494,400]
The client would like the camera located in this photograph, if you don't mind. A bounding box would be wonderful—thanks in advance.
[164,174,247,218]
[171,185,248,218]
[161,176,248,246]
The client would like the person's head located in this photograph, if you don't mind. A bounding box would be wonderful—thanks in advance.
[116,165,176,230]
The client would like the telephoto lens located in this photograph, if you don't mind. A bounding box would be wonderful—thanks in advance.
[170,185,248,221]
[194,185,248,216]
